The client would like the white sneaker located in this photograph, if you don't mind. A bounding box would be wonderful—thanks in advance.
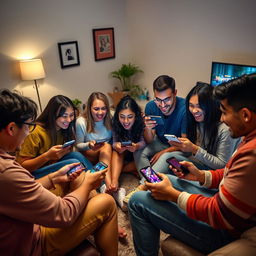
[112,188,126,211]
[99,184,107,193]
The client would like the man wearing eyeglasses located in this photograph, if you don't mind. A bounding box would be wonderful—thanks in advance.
[133,75,187,174]
[0,89,118,255]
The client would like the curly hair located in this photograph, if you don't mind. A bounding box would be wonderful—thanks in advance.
[112,95,144,142]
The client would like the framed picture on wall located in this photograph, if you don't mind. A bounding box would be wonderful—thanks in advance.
[92,27,115,61]
[58,41,80,68]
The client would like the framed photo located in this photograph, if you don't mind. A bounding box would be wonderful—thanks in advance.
[58,41,80,68]
[93,27,115,61]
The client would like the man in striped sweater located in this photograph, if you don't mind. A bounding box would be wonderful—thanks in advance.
[128,73,256,256]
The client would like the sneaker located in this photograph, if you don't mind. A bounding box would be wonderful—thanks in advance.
[123,186,143,205]
[112,187,126,210]
[99,184,107,193]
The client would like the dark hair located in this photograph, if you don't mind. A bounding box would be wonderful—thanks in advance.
[153,75,176,92]
[36,95,76,144]
[112,95,144,142]
[83,92,112,133]
[213,73,256,113]
[186,82,221,154]
[0,89,37,131]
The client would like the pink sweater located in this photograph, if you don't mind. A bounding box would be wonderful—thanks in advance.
[0,150,83,256]
[179,129,256,235]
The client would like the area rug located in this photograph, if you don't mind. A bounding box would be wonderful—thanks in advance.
[117,173,168,256]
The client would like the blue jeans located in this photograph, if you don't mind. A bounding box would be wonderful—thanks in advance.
[32,152,93,179]
[152,151,210,174]
[134,137,168,179]
[128,175,234,256]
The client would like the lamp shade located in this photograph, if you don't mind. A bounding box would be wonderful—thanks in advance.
[20,59,45,80]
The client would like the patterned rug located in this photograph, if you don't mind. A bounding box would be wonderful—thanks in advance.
[117,173,168,256]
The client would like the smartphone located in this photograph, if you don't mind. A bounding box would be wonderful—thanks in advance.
[95,139,107,145]
[148,115,164,125]
[166,157,189,175]
[90,161,108,173]
[62,140,76,148]
[164,134,181,143]
[67,163,84,175]
[139,166,162,183]
[121,140,132,147]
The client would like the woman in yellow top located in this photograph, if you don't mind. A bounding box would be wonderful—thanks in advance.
[16,95,92,178]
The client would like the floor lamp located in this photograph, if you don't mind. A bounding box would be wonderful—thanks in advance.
[20,59,45,112]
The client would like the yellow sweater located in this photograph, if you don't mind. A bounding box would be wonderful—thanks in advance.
[17,125,63,159]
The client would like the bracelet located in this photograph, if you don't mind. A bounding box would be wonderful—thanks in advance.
[48,174,56,189]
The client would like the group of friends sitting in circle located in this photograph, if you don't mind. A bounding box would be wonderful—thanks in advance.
[0,73,256,256]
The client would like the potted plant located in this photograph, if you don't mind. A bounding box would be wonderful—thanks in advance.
[72,98,83,116]
[109,63,143,103]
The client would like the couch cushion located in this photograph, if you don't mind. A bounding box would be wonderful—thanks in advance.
[161,236,204,256]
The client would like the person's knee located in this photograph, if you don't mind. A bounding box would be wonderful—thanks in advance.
[128,191,149,211]
[92,193,117,216]
[64,158,80,164]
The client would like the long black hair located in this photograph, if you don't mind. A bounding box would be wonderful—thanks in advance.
[36,95,76,145]
[112,95,144,142]
[186,82,221,154]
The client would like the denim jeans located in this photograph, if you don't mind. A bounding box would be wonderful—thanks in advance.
[128,175,234,256]
[133,137,168,179]
[152,151,210,174]
[33,151,93,179]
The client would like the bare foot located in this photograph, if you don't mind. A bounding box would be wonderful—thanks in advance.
[118,226,127,239]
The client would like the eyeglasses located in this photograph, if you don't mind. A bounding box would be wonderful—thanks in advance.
[23,122,37,132]
[153,96,173,105]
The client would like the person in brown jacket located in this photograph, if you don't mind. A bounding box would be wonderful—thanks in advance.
[0,89,118,256]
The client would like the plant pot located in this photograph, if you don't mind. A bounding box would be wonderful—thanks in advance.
[108,91,128,108]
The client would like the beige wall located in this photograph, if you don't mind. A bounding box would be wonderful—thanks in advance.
[126,0,256,97]
[0,0,256,109]
[0,0,129,109]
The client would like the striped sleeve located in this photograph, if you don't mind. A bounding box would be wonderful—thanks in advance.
[184,145,256,232]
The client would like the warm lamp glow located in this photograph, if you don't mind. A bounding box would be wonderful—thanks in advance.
[19,58,45,112]
[20,59,45,80]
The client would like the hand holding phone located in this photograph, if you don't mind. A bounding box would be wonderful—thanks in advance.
[62,140,75,148]
[140,166,162,183]
[90,161,108,173]
[67,163,85,175]
[148,115,164,125]
[166,157,189,175]
[95,139,107,144]
[121,140,132,147]
[164,134,181,143]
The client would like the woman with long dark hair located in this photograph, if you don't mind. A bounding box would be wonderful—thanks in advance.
[110,95,145,209]
[152,82,240,172]
[16,95,92,178]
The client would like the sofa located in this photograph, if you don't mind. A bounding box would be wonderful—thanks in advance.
[161,227,256,256]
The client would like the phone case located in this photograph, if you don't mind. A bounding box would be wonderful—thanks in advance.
[166,157,189,174]
[67,164,84,175]
[96,139,107,144]
[164,134,181,143]
[91,161,108,173]
[149,115,164,125]
[62,140,76,148]
[140,166,162,183]
[121,141,132,146]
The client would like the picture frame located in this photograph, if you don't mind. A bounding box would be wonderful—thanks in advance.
[92,27,115,61]
[58,41,80,68]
